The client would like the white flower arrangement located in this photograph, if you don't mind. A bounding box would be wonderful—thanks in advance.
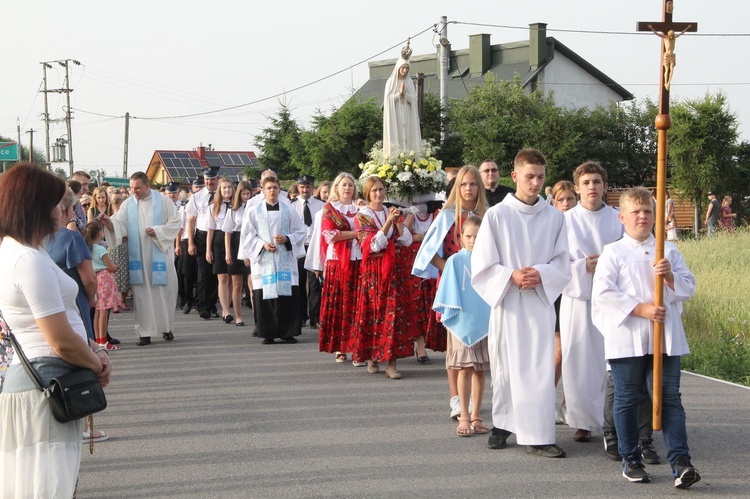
[358,140,446,204]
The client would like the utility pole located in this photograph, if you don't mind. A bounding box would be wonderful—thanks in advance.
[26,129,35,162]
[438,16,450,144]
[41,59,80,176]
[16,118,22,160]
[123,112,130,177]
[62,60,75,177]
[41,62,52,167]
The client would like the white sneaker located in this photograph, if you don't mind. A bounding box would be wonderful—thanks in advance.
[450,395,460,420]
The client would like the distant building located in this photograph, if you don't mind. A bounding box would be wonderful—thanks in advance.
[145,145,260,185]
[353,23,633,110]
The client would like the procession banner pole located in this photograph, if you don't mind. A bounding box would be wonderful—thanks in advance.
[637,0,697,431]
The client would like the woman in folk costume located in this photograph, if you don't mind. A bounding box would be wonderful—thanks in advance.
[412,165,487,417]
[318,173,362,363]
[349,176,413,379]
[433,215,491,437]
[238,177,307,344]
[206,178,234,323]
[383,39,422,157]
[222,181,253,327]
[397,202,439,363]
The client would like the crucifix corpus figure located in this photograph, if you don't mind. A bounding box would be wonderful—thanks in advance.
[648,24,692,90]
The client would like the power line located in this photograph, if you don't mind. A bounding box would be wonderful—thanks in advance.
[75,23,437,122]
[451,20,750,37]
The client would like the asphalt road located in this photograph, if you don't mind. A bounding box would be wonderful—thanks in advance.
[77,305,750,498]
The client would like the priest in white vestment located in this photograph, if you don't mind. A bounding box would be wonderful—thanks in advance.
[101,172,181,345]
[471,149,570,456]
[559,164,624,438]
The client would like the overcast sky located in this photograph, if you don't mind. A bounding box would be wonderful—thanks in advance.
[3,0,747,177]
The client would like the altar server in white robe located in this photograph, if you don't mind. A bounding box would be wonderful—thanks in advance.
[560,162,624,442]
[239,177,307,343]
[471,149,571,458]
[101,172,181,345]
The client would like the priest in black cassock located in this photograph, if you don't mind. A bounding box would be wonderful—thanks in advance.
[238,177,307,344]
[479,159,514,207]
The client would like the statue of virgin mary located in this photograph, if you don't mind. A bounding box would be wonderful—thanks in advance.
[383,39,422,158]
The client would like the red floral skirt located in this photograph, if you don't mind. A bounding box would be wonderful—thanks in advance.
[394,243,429,341]
[96,270,121,310]
[425,275,447,352]
[349,252,414,363]
[319,260,360,354]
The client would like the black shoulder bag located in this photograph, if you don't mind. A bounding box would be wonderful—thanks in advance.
[0,311,107,423]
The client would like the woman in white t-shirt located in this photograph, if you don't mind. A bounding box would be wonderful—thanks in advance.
[0,163,112,498]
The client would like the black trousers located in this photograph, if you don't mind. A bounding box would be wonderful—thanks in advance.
[194,230,218,313]
[178,239,197,307]
[297,256,309,322]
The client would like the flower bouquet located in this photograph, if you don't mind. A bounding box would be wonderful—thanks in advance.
[358,140,447,205]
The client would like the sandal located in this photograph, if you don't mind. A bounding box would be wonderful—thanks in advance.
[366,360,380,374]
[457,418,473,437]
[471,418,489,434]
[335,353,348,363]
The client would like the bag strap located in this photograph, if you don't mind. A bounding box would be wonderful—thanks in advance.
[0,309,46,393]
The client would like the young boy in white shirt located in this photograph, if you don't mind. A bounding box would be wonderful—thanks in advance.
[592,187,700,488]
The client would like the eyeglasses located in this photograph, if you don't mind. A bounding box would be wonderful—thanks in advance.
[82,203,91,208]
[480,168,499,174]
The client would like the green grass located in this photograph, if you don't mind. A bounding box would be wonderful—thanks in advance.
[678,228,750,386]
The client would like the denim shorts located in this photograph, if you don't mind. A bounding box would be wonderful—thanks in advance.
[2,357,78,393]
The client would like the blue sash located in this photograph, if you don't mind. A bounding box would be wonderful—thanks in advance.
[256,202,293,299]
[411,208,455,279]
[127,193,167,286]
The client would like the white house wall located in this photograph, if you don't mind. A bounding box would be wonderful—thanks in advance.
[539,51,625,110]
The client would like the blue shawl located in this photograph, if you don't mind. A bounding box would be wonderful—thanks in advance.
[127,193,167,286]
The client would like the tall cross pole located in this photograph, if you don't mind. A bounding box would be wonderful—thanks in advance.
[637,0,697,431]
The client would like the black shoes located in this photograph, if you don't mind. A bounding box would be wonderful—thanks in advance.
[573,429,591,442]
[672,456,701,489]
[182,303,192,314]
[283,337,298,344]
[136,336,151,346]
[488,428,511,449]
[622,455,650,483]
[107,334,121,345]
[199,311,211,320]
[603,431,620,461]
[235,322,245,327]
[527,444,567,458]
[162,331,174,341]
[262,338,275,345]
[640,441,661,465]
[252,328,259,337]
[223,314,234,324]
[211,311,220,318]
[416,351,430,363]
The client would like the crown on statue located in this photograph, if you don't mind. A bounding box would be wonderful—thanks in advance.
[401,38,412,60]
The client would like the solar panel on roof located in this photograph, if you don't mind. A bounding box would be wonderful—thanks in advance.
[220,154,234,166]
[161,152,175,159]
[207,157,222,167]
[189,159,202,168]
[174,152,190,159]
[230,154,243,165]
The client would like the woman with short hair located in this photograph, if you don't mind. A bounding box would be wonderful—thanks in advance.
[0,163,111,497]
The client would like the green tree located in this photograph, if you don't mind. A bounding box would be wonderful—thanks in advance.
[574,98,658,187]
[301,98,382,180]
[421,93,464,168]
[254,103,308,179]
[669,92,739,221]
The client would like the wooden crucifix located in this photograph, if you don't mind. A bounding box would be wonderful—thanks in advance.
[637,0,697,431]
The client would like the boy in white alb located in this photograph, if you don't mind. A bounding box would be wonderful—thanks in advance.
[559,162,623,443]
[472,148,571,458]
[592,187,700,488]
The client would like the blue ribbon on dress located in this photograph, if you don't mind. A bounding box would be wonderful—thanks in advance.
[127,193,167,286]
[256,202,292,299]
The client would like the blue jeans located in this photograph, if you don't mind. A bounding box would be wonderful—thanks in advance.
[707,222,718,238]
[609,355,691,467]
